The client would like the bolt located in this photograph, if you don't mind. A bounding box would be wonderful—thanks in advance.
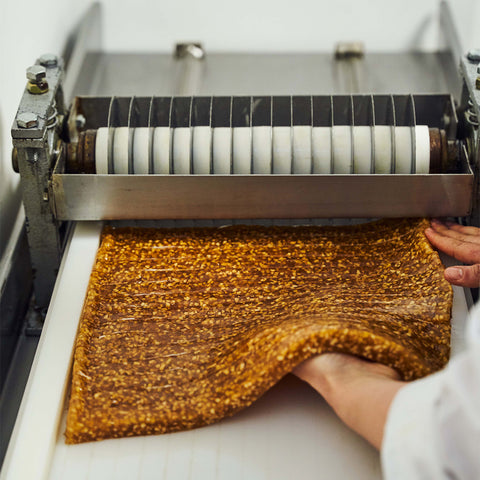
[75,114,86,129]
[26,65,47,83]
[38,53,58,67]
[175,43,205,59]
[335,42,365,60]
[467,49,480,62]
[26,64,49,94]
[476,76,480,90]
[17,112,38,129]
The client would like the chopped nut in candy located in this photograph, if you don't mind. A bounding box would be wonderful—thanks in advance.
[66,218,452,443]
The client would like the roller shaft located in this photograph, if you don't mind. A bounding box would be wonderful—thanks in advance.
[67,126,452,175]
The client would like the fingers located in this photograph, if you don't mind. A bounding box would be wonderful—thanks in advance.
[425,219,480,288]
[444,220,480,238]
[425,222,480,265]
[430,219,480,246]
[293,356,319,381]
[293,353,401,385]
[444,265,480,288]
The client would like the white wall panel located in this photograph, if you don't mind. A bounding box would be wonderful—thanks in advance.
[100,0,443,53]
[0,0,93,257]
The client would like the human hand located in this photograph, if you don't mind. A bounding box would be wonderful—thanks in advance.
[294,353,404,449]
[293,353,400,398]
[425,219,480,288]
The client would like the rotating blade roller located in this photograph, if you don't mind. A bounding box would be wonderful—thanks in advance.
[67,95,455,175]
[90,125,434,175]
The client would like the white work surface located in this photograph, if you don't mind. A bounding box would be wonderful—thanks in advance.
[1,222,470,480]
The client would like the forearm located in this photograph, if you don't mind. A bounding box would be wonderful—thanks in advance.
[294,354,405,450]
[324,375,405,449]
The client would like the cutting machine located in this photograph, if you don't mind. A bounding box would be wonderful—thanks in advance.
[2,1,480,478]
[9,8,480,312]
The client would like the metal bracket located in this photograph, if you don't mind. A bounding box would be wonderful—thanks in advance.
[459,54,480,226]
[174,42,205,95]
[11,58,66,309]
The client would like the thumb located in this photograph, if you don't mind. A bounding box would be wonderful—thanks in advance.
[444,264,480,288]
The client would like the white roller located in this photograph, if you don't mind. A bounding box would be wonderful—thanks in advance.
[293,126,312,174]
[414,125,430,174]
[132,127,150,174]
[272,127,292,174]
[312,127,332,174]
[373,126,392,174]
[352,126,372,174]
[252,126,272,173]
[212,127,232,174]
[95,127,109,174]
[97,125,432,176]
[192,126,212,174]
[153,127,170,174]
[332,126,352,174]
[394,126,413,174]
[113,127,129,174]
[173,127,191,174]
[233,127,251,174]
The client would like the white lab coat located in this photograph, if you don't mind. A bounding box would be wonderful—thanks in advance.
[381,302,480,480]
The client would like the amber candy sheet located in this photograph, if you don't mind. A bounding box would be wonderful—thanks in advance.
[65,218,452,443]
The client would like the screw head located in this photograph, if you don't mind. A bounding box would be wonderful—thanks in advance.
[75,114,87,130]
[467,49,480,62]
[17,112,38,129]
[38,53,58,67]
[175,43,205,59]
[26,65,47,82]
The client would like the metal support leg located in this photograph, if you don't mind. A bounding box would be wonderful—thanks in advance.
[16,145,62,309]
[12,60,66,310]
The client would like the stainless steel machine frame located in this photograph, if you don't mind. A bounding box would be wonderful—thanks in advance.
[10,2,480,312]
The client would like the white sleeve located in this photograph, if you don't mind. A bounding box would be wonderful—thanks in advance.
[381,303,480,480]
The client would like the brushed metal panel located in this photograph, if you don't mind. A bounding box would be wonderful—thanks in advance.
[74,52,455,98]
[52,173,473,220]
